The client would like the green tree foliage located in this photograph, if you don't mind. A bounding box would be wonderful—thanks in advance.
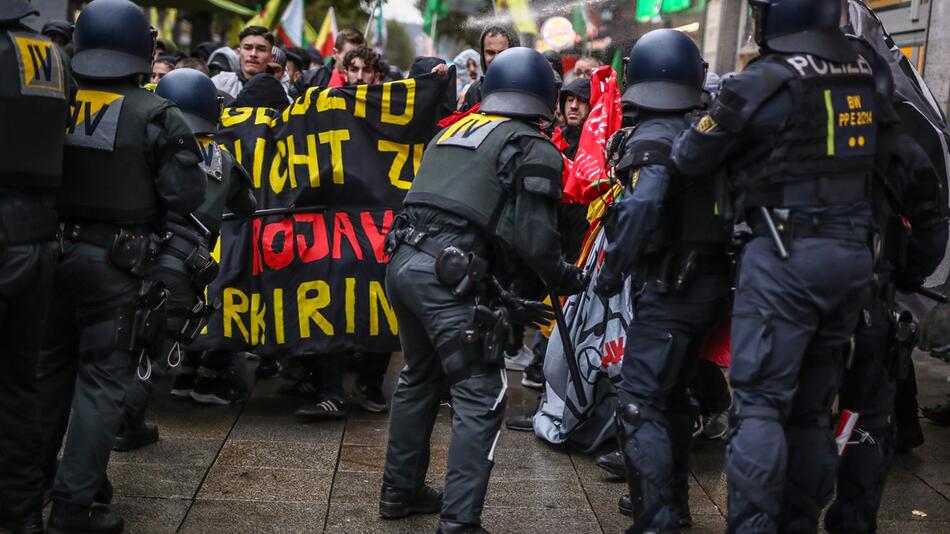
[385,19,415,71]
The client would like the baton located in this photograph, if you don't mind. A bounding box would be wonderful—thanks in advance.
[189,213,211,238]
[915,285,949,304]
[222,205,328,221]
[550,292,588,406]
[759,207,790,260]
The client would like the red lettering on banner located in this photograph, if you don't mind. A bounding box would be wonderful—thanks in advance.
[252,218,264,276]
[294,213,330,262]
[360,210,393,263]
[262,218,295,271]
[332,212,363,260]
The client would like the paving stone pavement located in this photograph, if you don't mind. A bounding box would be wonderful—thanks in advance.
[106,353,950,533]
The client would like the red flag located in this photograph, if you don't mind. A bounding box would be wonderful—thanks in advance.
[437,102,481,129]
[564,66,623,205]
[699,318,731,367]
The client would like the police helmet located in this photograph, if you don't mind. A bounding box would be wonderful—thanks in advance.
[72,0,156,80]
[155,68,220,134]
[480,47,557,121]
[0,0,37,24]
[622,29,706,112]
[749,0,857,64]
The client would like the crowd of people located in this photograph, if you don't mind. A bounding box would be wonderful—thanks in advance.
[2,0,950,533]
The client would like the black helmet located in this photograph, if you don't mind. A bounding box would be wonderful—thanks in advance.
[0,0,37,24]
[750,0,856,64]
[72,0,156,80]
[622,29,706,112]
[155,68,220,134]
[480,47,557,121]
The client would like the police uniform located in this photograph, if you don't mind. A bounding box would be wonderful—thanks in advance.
[825,101,949,531]
[671,1,883,530]
[595,30,732,533]
[0,2,72,532]
[119,132,254,446]
[33,1,206,531]
[381,48,583,534]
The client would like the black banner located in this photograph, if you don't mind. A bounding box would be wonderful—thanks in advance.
[191,73,453,355]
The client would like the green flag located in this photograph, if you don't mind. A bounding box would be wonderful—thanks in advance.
[661,0,692,12]
[572,1,588,43]
[423,0,447,38]
[611,48,623,78]
[636,0,661,22]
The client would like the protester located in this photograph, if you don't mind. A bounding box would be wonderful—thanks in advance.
[458,24,519,111]
[176,57,210,76]
[212,26,274,98]
[300,28,365,89]
[150,54,176,84]
[343,46,381,86]
[207,45,239,76]
[40,19,72,48]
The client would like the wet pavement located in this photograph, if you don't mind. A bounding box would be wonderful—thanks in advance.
[105,353,950,533]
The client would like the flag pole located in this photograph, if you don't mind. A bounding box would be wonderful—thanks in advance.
[365,0,381,37]
[431,10,438,51]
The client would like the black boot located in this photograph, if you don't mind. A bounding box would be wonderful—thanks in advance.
[0,509,43,534]
[595,450,626,479]
[113,422,159,452]
[94,477,113,506]
[435,520,490,534]
[47,502,123,534]
[379,484,442,519]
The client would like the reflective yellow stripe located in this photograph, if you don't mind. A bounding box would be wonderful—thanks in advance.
[824,89,835,156]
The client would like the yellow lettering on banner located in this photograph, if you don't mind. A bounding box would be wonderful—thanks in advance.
[319,129,350,184]
[297,280,334,337]
[378,140,414,190]
[255,108,276,126]
[369,281,398,336]
[221,108,252,127]
[223,288,249,342]
[317,88,347,112]
[354,84,368,119]
[200,237,221,336]
[269,139,292,192]
[251,137,266,188]
[381,79,415,125]
[413,143,423,174]
[345,277,356,334]
[250,292,267,345]
[286,134,319,188]
[231,139,242,165]
[273,288,285,344]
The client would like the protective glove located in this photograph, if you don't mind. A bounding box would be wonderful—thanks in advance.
[504,298,555,329]
[605,126,636,171]
[557,264,590,296]
[594,271,623,299]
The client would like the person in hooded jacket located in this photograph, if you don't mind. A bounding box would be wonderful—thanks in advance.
[458,24,519,112]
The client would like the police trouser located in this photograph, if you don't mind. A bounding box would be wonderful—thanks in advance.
[0,238,58,521]
[382,244,506,526]
[616,274,731,533]
[825,295,895,534]
[726,237,871,534]
[122,259,198,427]
[36,240,143,506]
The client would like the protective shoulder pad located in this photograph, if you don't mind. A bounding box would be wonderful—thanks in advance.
[710,56,795,133]
[615,120,678,177]
[515,133,563,199]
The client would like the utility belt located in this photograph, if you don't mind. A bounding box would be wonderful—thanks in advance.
[388,218,490,299]
[750,209,870,248]
[161,233,219,288]
[61,221,162,277]
[638,248,731,294]
[388,217,509,380]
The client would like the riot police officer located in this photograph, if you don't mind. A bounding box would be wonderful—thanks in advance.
[824,39,949,532]
[672,0,883,531]
[0,1,72,532]
[380,47,586,534]
[114,67,256,451]
[594,29,732,533]
[35,1,206,532]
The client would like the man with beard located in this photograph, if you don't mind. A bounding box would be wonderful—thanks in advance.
[458,24,519,112]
